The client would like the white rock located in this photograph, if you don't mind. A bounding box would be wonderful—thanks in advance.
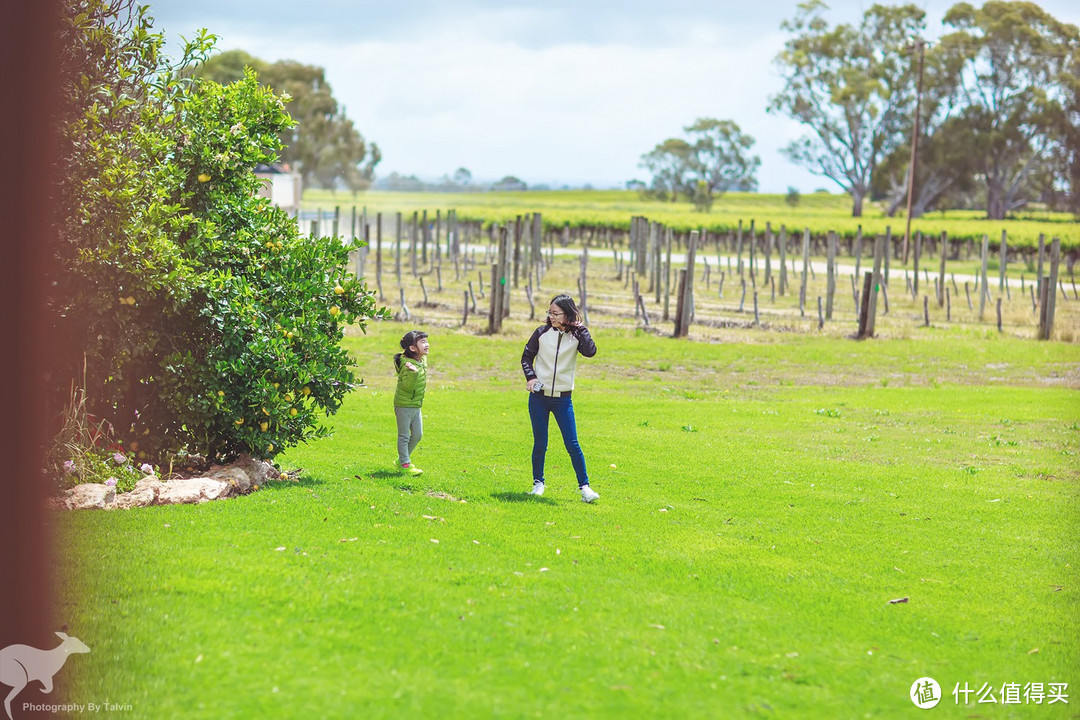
[64,483,116,510]
[207,454,277,492]
[114,477,165,509]
[205,466,251,493]
[157,478,229,505]
[55,457,274,511]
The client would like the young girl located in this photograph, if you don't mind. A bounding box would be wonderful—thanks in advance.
[520,294,599,502]
[394,329,429,475]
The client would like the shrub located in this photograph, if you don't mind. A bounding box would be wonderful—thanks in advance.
[49,1,387,467]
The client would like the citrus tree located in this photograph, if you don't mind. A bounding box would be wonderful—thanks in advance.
[49,0,386,469]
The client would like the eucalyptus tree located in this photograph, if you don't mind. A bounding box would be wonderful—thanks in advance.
[683,118,760,211]
[639,138,694,202]
[940,1,1079,219]
[769,1,926,217]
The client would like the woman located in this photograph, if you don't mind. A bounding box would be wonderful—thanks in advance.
[520,294,599,502]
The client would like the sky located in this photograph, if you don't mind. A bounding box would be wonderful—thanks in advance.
[147,1,1080,192]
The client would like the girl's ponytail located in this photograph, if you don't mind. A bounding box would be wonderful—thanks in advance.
[399,330,429,360]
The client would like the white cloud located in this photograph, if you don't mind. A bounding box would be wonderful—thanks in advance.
[153,0,1080,191]
[222,25,821,190]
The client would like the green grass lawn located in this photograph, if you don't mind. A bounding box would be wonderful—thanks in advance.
[57,323,1079,718]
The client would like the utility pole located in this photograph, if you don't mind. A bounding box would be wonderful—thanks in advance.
[902,37,926,266]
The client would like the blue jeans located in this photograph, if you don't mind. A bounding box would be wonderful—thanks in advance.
[528,393,589,487]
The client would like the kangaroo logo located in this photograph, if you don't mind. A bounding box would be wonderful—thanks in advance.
[0,632,90,720]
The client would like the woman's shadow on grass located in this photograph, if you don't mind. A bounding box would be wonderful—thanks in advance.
[490,491,556,505]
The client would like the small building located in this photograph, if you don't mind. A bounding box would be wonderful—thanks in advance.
[254,163,302,213]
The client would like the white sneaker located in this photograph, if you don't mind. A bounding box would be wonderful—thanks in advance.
[580,485,599,503]
[529,480,545,496]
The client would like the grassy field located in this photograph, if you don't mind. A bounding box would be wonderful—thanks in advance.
[56,320,1079,718]
[303,189,1079,251]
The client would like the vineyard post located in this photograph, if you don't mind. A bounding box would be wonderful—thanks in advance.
[647,221,657,294]
[778,225,788,295]
[825,231,837,320]
[487,262,499,333]
[857,271,873,339]
[764,222,772,284]
[522,213,531,270]
[1039,237,1061,340]
[854,225,863,280]
[999,229,1007,291]
[800,227,810,316]
[912,231,921,295]
[884,226,892,285]
[748,220,756,278]
[938,231,947,307]
[736,219,744,277]
[653,224,663,302]
[451,209,459,262]
[1036,233,1045,304]
[675,230,699,337]
[358,222,369,280]
[421,209,428,266]
[978,234,989,320]
[499,225,511,321]
[663,227,673,322]
[1038,278,1050,338]
[674,269,687,337]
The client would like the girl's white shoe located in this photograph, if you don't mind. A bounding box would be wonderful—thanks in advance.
[580,485,599,503]
[529,480,545,496]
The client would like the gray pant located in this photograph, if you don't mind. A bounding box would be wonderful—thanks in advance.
[395,406,423,466]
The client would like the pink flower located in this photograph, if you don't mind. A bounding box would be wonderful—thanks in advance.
[113,452,126,465]
[63,460,77,474]
[105,477,117,487]
[140,463,154,475]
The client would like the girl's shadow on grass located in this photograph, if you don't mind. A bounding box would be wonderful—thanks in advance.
[490,491,556,505]
[363,469,424,493]
[261,473,327,492]
[368,469,405,480]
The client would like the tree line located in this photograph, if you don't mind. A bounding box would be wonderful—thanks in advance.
[639,1,1079,220]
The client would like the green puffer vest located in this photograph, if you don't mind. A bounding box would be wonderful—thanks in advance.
[393,355,427,408]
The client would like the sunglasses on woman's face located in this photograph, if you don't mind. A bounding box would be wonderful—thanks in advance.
[547,310,565,317]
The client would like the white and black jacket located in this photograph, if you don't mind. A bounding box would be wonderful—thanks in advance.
[521,323,597,395]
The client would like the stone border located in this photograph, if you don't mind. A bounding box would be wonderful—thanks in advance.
[53,455,284,510]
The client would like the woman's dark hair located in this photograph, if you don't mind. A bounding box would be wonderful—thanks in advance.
[547,294,580,326]
[396,329,428,362]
